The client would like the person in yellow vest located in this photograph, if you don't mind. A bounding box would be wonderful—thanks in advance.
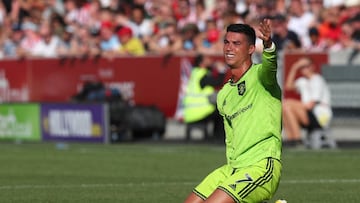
[183,54,226,140]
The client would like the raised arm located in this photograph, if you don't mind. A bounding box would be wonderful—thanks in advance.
[258,18,278,86]
[285,57,310,91]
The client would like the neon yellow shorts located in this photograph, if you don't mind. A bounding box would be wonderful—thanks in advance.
[193,158,281,203]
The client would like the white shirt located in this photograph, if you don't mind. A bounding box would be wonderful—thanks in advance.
[295,74,333,127]
[130,19,154,38]
[287,12,315,49]
[32,36,61,58]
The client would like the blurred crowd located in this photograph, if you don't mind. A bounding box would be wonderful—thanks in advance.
[0,0,359,59]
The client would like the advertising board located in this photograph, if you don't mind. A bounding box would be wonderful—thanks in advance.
[41,103,108,143]
[0,103,41,141]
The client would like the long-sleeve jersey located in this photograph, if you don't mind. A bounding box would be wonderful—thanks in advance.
[217,44,282,168]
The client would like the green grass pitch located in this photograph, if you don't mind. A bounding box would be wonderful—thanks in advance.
[0,142,359,203]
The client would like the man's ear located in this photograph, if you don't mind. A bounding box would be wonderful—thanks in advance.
[248,44,256,55]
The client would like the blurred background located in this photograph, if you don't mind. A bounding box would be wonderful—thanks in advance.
[0,0,359,147]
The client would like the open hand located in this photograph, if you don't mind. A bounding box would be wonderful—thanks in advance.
[259,18,272,48]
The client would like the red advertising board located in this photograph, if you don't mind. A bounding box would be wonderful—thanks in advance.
[0,59,30,102]
[0,57,183,117]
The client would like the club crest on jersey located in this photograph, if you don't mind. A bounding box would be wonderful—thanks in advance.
[237,81,246,96]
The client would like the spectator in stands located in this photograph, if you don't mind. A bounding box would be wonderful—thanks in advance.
[348,13,360,41]
[251,0,278,19]
[245,1,275,23]
[49,13,66,39]
[148,0,174,24]
[148,20,182,55]
[117,26,145,56]
[282,57,332,146]
[194,0,210,32]
[174,0,197,30]
[41,0,65,21]
[179,23,199,55]
[99,7,115,24]
[84,0,103,34]
[99,20,121,58]
[2,23,23,58]
[271,13,302,52]
[317,5,343,51]
[129,4,154,50]
[113,7,135,31]
[2,0,360,60]
[343,13,360,63]
[210,0,237,30]
[63,0,89,26]
[18,20,41,58]
[63,0,78,24]
[343,0,360,21]
[5,0,37,24]
[194,18,223,55]
[222,9,244,27]
[308,0,324,18]
[56,25,78,58]
[0,1,7,25]
[32,21,61,58]
[72,24,100,58]
[287,0,316,49]
[182,54,226,140]
[307,26,327,52]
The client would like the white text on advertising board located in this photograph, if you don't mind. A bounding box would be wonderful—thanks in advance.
[0,110,32,137]
[49,110,92,137]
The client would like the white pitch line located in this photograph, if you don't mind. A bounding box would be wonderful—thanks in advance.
[282,179,360,184]
[0,179,359,190]
[0,182,195,190]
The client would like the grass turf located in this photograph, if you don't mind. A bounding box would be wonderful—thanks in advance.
[0,142,359,203]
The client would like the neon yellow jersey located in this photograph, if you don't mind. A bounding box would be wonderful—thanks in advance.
[217,47,282,168]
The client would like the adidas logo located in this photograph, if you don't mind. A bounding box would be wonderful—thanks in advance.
[229,183,236,191]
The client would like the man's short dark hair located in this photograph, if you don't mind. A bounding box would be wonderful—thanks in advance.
[226,24,256,45]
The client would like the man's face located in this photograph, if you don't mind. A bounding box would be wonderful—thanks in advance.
[223,31,254,69]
